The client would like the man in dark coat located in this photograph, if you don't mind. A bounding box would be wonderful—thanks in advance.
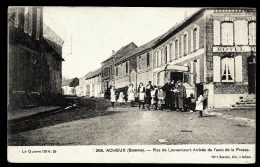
[175,80,186,112]
[162,78,173,111]
[145,81,154,110]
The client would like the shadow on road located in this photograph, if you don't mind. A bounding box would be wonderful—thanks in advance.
[7,107,120,135]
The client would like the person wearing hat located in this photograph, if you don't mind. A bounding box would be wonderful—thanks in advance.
[175,80,187,112]
[162,78,173,111]
[145,81,154,111]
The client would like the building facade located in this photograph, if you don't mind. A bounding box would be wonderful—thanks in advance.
[152,8,256,107]
[8,6,64,108]
[85,68,102,97]
[61,77,79,96]
[115,36,162,91]
[101,42,137,94]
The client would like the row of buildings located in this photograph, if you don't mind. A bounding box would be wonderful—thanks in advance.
[63,7,256,108]
[8,6,64,108]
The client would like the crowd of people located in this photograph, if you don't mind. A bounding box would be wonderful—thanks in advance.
[104,79,207,118]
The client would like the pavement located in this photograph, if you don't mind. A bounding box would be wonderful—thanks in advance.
[7,106,62,121]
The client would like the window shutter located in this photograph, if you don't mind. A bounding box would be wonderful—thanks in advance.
[213,56,221,82]
[181,36,184,56]
[190,29,193,52]
[235,55,242,82]
[213,20,220,45]
[196,26,200,50]
[235,20,248,45]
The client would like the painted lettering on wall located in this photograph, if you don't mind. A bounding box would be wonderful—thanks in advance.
[213,46,256,52]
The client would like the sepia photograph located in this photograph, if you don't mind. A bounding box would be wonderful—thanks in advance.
[7,6,256,163]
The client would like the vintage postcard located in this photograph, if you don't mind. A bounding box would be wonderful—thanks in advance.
[7,6,256,163]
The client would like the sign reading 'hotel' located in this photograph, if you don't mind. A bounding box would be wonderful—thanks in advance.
[213,46,256,52]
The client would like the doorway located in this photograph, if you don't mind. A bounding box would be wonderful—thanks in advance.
[247,55,256,94]
[170,72,183,85]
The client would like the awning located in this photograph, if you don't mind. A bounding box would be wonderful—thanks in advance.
[156,64,189,74]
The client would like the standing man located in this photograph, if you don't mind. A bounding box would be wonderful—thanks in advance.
[175,80,187,112]
[162,78,173,111]
[145,81,154,111]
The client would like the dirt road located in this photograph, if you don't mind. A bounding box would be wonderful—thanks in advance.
[8,107,255,145]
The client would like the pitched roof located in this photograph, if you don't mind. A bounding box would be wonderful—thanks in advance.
[62,77,79,87]
[102,42,137,63]
[43,23,64,56]
[85,68,101,80]
[116,35,162,64]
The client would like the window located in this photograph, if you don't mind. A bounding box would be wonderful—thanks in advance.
[183,34,187,55]
[175,39,179,59]
[221,57,234,82]
[139,56,141,69]
[126,62,128,73]
[161,49,163,65]
[24,7,28,33]
[249,22,256,45]
[193,28,197,51]
[28,7,33,36]
[158,50,162,66]
[15,8,19,28]
[221,22,233,46]
[169,43,172,61]
[36,8,40,40]
[164,46,167,63]
[146,53,150,67]
[156,51,159,67]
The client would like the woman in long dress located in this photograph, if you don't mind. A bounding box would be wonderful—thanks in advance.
[110,86,116,107]
[127,84,135,107]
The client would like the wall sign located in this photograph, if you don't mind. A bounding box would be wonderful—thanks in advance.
[213,46,256,52]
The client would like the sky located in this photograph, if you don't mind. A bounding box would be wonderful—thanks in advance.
[43,7,201,79]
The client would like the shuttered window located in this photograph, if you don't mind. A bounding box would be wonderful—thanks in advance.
[221,22,233,46]
[249,22,256,45]
[15,8,19,28]
[221,57,234,82]
[24,7,28,33]
[36,8,41,40]
[169,43,172,62]
[28,7,33,36]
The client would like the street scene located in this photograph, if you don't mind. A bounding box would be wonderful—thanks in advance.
[7,6,256,163]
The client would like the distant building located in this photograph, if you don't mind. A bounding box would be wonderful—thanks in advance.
[8,6,64,108]
[115,35,163,92]
[101,42,137,94]
[61,77,79,96]
[85,68,101,97]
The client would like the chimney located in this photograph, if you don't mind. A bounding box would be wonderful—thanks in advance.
[112,50,115,55]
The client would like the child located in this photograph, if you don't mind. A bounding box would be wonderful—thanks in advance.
[157,86,166,111]
[118,91,125,106]
[110,86,116,107]
[195,91,204,117]
[139,91,146,110]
